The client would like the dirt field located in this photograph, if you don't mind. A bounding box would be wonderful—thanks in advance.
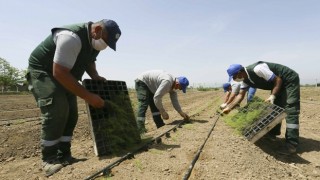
[0,87,319,180]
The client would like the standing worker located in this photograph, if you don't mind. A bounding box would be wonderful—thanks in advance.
[26,19,121,176]
[135,70,190,133]
[222,62,300,155]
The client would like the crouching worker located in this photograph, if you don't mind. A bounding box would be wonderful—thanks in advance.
[222,62,300,155]
[135,70,190,133]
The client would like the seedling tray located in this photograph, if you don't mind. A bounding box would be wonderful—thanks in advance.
[82,79,141,156]
[242,103,286,143]
[223,97,287,143]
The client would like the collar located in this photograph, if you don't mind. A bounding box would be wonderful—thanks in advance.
[172,78,177,90]
[86,21,93,46]
[244,67,255,84]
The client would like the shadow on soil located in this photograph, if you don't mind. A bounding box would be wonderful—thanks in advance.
[255,136,320,164]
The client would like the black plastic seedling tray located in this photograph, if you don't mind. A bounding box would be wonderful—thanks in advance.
[82,79,141,156]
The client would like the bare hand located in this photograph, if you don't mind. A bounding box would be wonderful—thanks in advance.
[86,93,105,108]
[161,111,169,120]
[179,111,190,120]
[92,75,107,82]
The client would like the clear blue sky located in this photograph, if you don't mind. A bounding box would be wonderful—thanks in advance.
[1,0,320,87]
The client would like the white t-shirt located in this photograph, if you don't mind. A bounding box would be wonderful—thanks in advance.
[230,80,241,94]
[53,29,82,69]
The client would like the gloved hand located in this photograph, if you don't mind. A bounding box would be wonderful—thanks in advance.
[222,106,231,114]
[265,95,276,104]
[220,103,227,109]
[161,111,169,120]
[179,111,190,120]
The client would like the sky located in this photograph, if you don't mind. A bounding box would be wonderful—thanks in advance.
[1,0,320,88]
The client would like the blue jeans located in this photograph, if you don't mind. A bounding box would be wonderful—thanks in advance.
[247,87,257,102]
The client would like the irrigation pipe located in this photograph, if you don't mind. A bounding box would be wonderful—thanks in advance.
[182,113,220,180]
[84,93,224,180]
[84,118,187,180]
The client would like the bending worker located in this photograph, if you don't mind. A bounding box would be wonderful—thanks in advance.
[135,70,190,133]
[222,61,300,155]
[220,80,256,109]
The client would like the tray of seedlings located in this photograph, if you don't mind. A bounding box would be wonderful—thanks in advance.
[223,97,286,143]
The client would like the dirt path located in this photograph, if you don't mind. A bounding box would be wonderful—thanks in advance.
[0,88,319,180]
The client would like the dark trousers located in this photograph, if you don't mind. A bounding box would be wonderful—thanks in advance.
[135,80,165,129]
[27,69,78,160]
[269,78,300,146]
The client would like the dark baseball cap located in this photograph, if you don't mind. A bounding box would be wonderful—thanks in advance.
[102,19,121,51]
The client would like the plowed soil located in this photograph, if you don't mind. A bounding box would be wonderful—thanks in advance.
[0,87,319,180]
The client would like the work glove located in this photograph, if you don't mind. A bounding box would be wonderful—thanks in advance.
[265,95,276,104]
[220,103,227,109]
[161,111,169,120]
[179,111,190,120]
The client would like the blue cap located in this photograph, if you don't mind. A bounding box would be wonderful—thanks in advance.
[102,19,121,51]
[177,76,189,93]
[227,64,243,81]
[223,83,231,92]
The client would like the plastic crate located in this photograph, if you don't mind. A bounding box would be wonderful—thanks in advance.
[242,104,286,143]
[82,79,141,156]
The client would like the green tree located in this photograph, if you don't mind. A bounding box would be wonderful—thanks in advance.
[0,57,26,92]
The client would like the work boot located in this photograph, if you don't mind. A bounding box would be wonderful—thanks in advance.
[58,142,74,166]
[153,118,165,129]
[277,143,297,155]
[59,155,76,166]
[42,158,63,177]
[41,144,62,176]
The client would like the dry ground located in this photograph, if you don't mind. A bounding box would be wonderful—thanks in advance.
[0,87,319,180]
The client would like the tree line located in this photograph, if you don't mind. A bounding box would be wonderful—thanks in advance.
[0,57,27,93]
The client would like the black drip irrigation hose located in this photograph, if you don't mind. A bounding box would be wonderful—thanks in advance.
[182,113,220,180]
[84,94,224,180]
[84,118,187,180]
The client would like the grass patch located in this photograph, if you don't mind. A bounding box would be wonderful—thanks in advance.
[223,97,270,135]
[196,86,219,91]
[149,149,163,155]
[183,123,194,130]
[133,159,143,171]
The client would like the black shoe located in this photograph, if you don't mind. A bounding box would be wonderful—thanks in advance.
[58,155,76,166]
[277,143,297,155]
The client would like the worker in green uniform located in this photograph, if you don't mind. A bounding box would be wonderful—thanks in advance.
[26,19,121,176]
[222,61,300,155]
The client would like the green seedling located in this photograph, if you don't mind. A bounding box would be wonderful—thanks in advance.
[133,159,143,171]
[95,92,141,155]
[223,97,271,135]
